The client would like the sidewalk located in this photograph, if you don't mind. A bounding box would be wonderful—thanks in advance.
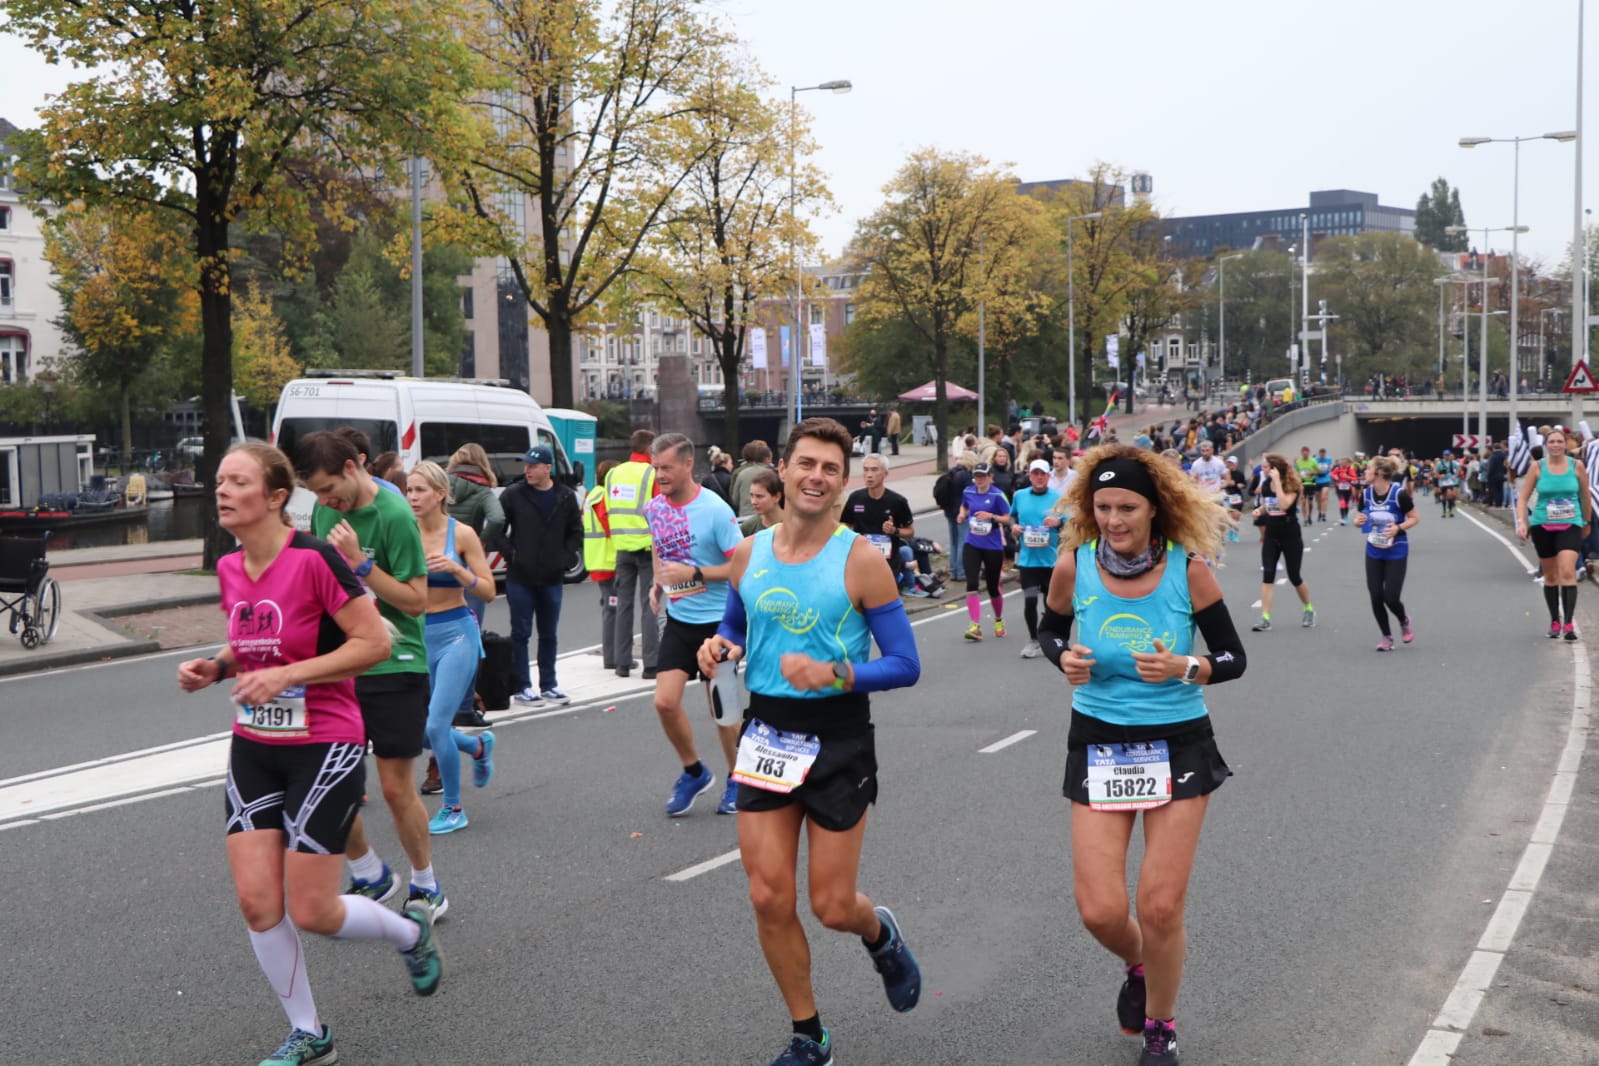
[0,539,217,676]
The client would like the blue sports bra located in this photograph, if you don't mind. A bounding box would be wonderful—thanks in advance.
[427,517,465,587]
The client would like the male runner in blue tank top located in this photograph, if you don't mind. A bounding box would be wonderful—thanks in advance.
[699,417,923,1066]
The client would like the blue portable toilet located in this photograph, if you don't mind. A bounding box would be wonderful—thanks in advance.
[543,408,598,492]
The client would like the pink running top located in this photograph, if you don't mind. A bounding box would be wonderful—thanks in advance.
[218,531,366,746]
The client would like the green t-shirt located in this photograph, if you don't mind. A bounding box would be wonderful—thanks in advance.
[312,486,428,676]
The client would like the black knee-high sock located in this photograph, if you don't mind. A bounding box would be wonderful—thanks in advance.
[1544,585,1561,622]
[1562,584,1578,625]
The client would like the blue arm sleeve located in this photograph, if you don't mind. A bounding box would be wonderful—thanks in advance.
[716,586,748,647]
[850,599,921,693]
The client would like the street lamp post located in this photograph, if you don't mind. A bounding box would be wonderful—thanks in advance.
[1458,130,1575,429]
[789,78,851,433]
[1217,253,1244,397]
[1065,210,1102,429]
[1447,224,1526,440]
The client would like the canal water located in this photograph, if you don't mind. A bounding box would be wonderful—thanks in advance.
[40,496,213,551]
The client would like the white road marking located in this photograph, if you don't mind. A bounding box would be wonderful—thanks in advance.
[1250,600,1262,609]
[1407,544,1590,1064]
[665,848,742,882]
[0,643,220,686]
[978,729,1037,754]
[1275,577,1287,585]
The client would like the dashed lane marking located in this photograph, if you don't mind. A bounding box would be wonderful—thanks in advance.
[978,730,1037,754]
[665,848,742,882]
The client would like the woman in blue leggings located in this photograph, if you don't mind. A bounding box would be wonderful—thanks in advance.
[407,461,500,835]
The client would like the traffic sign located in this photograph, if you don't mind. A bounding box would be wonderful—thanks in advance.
[1452,434,1485,451]
[1563,359,1599,393]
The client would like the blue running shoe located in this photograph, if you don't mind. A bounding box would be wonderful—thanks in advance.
[472,731,496,788]
[399,898,442,997]
[347,862,399,904]
[767,1029,834,1066]
[259,1024,336,1066]
[428,806,469,835]
[717,776,739,815]
[665,765,715,816]
[866,905,921,1012]
[408,881,450,921]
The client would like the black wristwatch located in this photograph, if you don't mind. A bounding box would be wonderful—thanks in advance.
[692,566,704,585]
[209,656,231,686]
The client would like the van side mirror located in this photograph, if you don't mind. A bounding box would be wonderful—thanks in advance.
[569,460,585,488]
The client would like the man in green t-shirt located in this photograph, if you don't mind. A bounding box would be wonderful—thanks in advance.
[1295,447,1320,527]
[294,432,447,916]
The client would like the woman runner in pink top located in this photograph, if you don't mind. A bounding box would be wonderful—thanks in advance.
[176,442,443,1066]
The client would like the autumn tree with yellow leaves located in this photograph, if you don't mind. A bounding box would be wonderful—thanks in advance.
[7,0,481,564]
[44,203,198,463]
[848,149,1049,470]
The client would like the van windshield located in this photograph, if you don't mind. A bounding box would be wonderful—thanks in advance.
[276,418,399,463]
[419,421,569,487]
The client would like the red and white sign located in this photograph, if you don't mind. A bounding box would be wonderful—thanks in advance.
[1452,434,1485,451]
[1563,360,1599,393]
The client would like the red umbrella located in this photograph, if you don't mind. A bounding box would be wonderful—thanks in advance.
[897,380,978,403]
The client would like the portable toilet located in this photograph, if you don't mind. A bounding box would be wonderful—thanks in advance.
[542,408,598,492]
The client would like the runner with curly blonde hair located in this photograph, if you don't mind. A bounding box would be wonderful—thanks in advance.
[1038,441,1248,1065]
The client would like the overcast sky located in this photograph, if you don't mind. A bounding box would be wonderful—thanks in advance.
[3,0,1594,270]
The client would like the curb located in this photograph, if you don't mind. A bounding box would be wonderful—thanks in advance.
[0,592,220,679]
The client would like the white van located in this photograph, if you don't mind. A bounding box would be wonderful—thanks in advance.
[270,370,580,531]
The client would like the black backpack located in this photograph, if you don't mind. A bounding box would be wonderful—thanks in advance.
[475,631,519,710]
[933,471,954,511]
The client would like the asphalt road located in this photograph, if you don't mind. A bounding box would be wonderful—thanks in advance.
[1,506,1592,1066]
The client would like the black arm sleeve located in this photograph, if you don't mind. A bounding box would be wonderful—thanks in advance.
[1193,599,1246,684]
[1037,605,1074,668]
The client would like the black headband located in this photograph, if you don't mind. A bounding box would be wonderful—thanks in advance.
[1089,457,1160,505]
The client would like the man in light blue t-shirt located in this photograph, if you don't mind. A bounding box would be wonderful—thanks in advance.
[1010,459,1065,659]
[645,433,746,816]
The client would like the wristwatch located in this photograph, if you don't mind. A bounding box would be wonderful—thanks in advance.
[1180,656,1202,684]
[353,557,375,578]
[692,565,704,585]
[830,662,850,692]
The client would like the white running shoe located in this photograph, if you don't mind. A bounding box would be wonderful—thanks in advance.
[1020,640,1042,659]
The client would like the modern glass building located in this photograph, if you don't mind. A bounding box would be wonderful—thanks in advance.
[1163,189,1416,257]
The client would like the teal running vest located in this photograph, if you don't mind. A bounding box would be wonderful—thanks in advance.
[1071,541,1207,727]
[1531,457,1584,527]
[740,526,871,700]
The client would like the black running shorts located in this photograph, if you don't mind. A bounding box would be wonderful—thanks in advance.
[735,727,878,832]
[1530,524,1584,558]
[657,616,722,681]
[225,735,366,854]
[1063,710,1230,807]
[355,672,430,759]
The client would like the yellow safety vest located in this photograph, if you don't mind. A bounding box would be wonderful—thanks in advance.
[604,460,656,551]
[583,485,617,574]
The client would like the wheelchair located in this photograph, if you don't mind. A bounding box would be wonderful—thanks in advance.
[0,535,61,649]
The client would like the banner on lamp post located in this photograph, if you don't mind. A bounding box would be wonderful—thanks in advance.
[750,328,767,369]
[1106,335,1120,370]
[809,323,827,367]
[780,326,791,367]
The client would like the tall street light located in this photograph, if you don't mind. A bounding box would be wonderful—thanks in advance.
[789,78,851,433]
[1065,210,1102,428]
[1217,253,1245,393]
[1574,0,1586,428]
[1459,130,1575,429]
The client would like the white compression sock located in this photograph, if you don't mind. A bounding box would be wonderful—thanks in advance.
[346,849,384,882]
[248,917,319,1033]
[335,895,420,951]
[410,865,437,892]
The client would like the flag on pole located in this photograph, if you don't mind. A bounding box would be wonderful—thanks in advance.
[809,323,827,367]
[1507,417,1533,477]
[1086,391,1117,441]
[749,328,768,369]
[779,326,791,367]
[1106,335,1120,370]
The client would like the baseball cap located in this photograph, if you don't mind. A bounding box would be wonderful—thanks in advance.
[1028,459,1051,474]
[973,462,993,476]
[1226,455,1238,464]
[521,445,554,465]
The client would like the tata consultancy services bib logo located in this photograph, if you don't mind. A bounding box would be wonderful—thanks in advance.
[754,587,820,635]
[1097,612,1175,654]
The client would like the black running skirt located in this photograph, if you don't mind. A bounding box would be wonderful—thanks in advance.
[1063,710,1231,806]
